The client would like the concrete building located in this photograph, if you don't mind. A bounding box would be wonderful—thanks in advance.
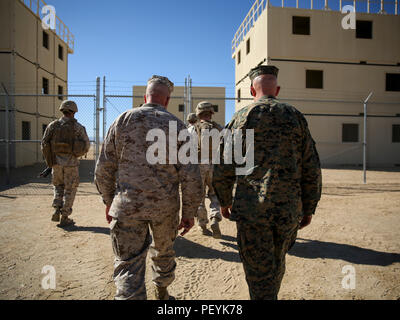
[232,0,400,167]
[0,0,74,167]
[132,86,226,127]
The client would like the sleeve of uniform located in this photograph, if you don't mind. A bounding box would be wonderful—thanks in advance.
[212,120,237,207]
[78,124,90,154]
[175,125,203,220]
[299,115,322,216]
[94,123,118,206]
[41,122,53,149]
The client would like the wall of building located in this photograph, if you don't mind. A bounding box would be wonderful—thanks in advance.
[0,0,71,168]
[232,5,400,167]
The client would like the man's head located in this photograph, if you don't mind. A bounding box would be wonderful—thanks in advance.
[196,101,215,121]
[59,100,77,118]
[248,65,280,101]
[144,75,174,108]
[187,113,198,125]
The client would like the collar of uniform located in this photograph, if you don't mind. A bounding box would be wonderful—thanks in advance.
[258,95,276,101]
[141,103,167,112]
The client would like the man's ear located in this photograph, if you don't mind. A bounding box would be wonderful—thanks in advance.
[165,96,170,108]
[275,86,281,97]
[250,85,256,97]
[144,95,147,103]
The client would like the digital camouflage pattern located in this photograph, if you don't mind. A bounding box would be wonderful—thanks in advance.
[41,116,89,217]
[94,103,202,300]
[212,96,322,300]
[194,120,223,228]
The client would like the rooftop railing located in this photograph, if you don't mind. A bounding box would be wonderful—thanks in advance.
[232,0,399,55]
[19,0,75,53]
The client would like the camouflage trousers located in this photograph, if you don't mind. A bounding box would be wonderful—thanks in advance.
[236,218,298,300]
[52,165,79,216]
[196,164,222,227]
[110,211,180,300]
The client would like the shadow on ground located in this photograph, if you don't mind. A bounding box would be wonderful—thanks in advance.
[174,236,241,263]
[289,238,400,266]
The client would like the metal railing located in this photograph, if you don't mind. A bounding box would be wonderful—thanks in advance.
[232,0,399,55]
[19,0,75,53]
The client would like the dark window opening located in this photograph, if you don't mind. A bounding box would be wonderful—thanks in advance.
[58,45,64,60]
[237,89,241,103]
[212,105,219,113]
[42,77,49,95]
[237,50,241,65]
[342,124,359,143]
[58,85,64,100]
[43,31,49,49]
[293,16,310,35]
[179,104,184,112]
[386,73,400,92]
[22,121,31,141]
[42,124,48,135]
[246,38,250,55]
[306,70,323,89]
[356,20,373,39]
[393,125,400,143]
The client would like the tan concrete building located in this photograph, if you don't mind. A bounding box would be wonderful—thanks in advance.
[132,86,226,127]
[232,0,400,167]
[0,0,74,167]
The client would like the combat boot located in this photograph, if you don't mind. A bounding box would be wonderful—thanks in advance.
[154,286,175,300]
[51,208,61,222]
[198,225,211,236]
[211,222,222,239]
[58,215,75,227]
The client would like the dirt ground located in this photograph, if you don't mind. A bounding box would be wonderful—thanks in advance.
[0,163,399,300]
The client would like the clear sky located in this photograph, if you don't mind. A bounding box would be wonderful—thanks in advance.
[47,0,257,127]
[46,0,398,131]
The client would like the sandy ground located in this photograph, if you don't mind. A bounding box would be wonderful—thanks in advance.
[0,163,399,300]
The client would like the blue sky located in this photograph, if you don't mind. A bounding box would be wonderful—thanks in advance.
[46,0,398,130]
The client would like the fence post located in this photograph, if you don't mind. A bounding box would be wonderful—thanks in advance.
[103,76,107,143]
[95,77,101,164]
[1,83,10,185]
[363,92,373,184]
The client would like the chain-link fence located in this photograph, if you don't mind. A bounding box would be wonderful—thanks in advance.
[0,92,98,186]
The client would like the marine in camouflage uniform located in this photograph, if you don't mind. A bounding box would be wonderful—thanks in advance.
[194,102,223,239]
[95,75,202,300]
[212,65,322,300]
[41,100,90,227]
[186,113,197,136]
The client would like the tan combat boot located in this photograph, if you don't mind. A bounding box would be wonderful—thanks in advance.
[58,215,75,227]
[211,222,222,239]
[154,286,175,300]
[51,208,61,222]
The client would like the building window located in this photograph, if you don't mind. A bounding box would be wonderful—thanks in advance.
[58,45,64,61]
[179,104,184,112]
[43,31,49,49]
[306,70,323,89]
[342,124,359,143]
[386,74,400,92]
[246,38,250,55]
[393,125,400,143]
[237,50,241,65]
[292,16,310,35]
[58,85,64,100]
[237,89,241,103]
[356,20,373,39]
[213,105,219,113]
[42,77,49,94]
[42,124,48,135]
[22,121,31,141]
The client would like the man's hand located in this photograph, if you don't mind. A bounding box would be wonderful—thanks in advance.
[178,218,194,237]
[299,215,312,229]
[106,205,112,224]
[220,206,232,219]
